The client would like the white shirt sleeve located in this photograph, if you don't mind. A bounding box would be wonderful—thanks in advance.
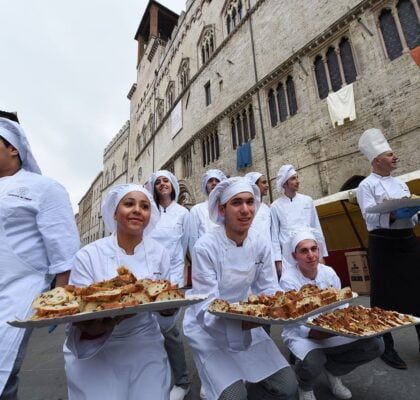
[270,205,283,262]
[37,181,80,275]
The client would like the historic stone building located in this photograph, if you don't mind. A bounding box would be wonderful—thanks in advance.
[77,0,419,243]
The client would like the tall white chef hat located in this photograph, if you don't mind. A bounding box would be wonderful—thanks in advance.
[200,169,227,196]
[285,228,325,259]
[358,128,392,163]
[145,170,180,202]
[245,171,263,184]
[276,164,296,193]
[0,117,42,174]
[208,176,261,225]
[101,184,160,235]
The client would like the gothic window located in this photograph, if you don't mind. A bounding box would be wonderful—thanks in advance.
[178,59,190,91]
[248,105,256,139]
[182,147,193,178]
[268,89,278,127]
[236,114,243,145]
[231,118,237,149]
[136,133,141,154]
[157,99,164,124]
[166,81,175,110]
[231,105,255,149]
[276,82,288,122]
[380,9,403,60]
[111,163,116,180]
[200,28,215,64]
[397,0,420,49]
[286,76,298,116]
[268,76,298,125]
[326,47,342,92]
[122,151,128,170]
[339,38,357,84]
[202,130,220,166]
[202,138,206,167]
[205,81,212,106]
[225,0,245,34]
[242,110,249,142]
[314,55,329,99]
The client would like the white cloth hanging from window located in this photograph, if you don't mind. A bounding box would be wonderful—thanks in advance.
[327,83,356,127]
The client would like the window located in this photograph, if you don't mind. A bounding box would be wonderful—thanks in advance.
[182,147,193,178]
[178,59,190,91]
[202,131,220,166]
[137,166,142,181]
[379,1,419,60]
[157,99,164,124]
[225,0,245,34]
[166,81,175,110]
[313,36,357,99]
[205,81,212,106]
[136,133,141,154]
[267,76,298,126]
[111,163,116,180]
[231,105,256,149]
[122,151,128,170]
[200,27,215,64]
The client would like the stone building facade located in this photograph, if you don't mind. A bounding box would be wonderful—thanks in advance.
[77,0,419,243]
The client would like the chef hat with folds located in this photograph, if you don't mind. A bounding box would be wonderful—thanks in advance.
[245,171,263,184]
[208,176,261,225]
[200,169,227,196]
[276,164,296,193]
[358,128,392,163]
[285,228,325,259]
[0,117,42,174]
[145,170,180,202]
[101,184,160,235]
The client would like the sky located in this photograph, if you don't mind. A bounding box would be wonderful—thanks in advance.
[0,0,185,211]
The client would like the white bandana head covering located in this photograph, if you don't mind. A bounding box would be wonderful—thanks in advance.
[145,170,180,202]
[0,117,41,174]
[276,164,296,193]
[358,128,392,163]
[208,177,261,225]
[284,228,325,263]
[101,184,159,235]
[200,169,227,196]
[245,171,263,184]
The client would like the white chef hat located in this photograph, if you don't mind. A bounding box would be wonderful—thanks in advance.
[285,228,325,259]
[245,171,263,184]
[208,177,261,225]
[101,184,160,235]
[358,128,392,163]
[276,164,296,193]
[145,170,180,202]
[200,169,227,196]
[0,117,42,174]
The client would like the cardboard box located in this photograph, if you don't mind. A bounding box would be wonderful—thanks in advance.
[344,251,370,295]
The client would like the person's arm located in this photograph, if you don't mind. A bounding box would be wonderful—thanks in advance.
[356,182,391,228]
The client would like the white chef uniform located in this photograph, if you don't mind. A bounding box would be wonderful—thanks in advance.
[183,178,290,400]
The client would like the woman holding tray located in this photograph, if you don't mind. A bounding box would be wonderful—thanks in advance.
[63,184,174,400]
[183,177,297,400]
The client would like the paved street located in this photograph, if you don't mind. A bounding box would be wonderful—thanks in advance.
[18,296,420,400]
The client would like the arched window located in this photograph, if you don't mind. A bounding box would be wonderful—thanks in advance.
[111,163,116,180]
[231,118,237,149]
[210,134,215,162]
[380,9,403,60]
[225,0,245,35]
[397,0,420,49]
[314,55,329,99]
[236,114,243,146]
[227,14,231,34]
[200,28,215,64]
[339,38,357,84]
[286,76,298,116]
[276,82,288,122]
[136,134,141,154]
[166,81,175,110]
[157,99,164,124]
[326,47,342,92]
[268,89,278,127]
[122,151,128,170]
[242,110,249,142]
[179,59,190,91]
[215,132,220,158]
[202,138,207,167]
[248,105,256,139]
[206,136,211,164]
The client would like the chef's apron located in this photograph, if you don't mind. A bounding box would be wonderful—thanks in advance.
[0,215,48,394]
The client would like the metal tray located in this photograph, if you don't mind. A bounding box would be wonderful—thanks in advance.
[8,294,208,329]
[305,315,420,338]
[208,292,358,326]
[366,197,420,214]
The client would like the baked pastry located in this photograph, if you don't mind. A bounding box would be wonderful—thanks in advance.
[155,289,184,302]
[146,280,171,298]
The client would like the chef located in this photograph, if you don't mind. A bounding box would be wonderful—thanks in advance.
[183,177,297,400]
[146,170,191,400]
[64,184,173,400]
[189,169,227,253]
[0,116,79,399]
[280,229,383,400]
[356,128,420,369]
[271,164,328,278]
[245,172,271,243]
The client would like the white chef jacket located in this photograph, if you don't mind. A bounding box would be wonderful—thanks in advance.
[356,173,416,231]
[250,202,271,244]
[0,168,79,276]
[183,226,289,400]
[151,201,189,287]
[279,263,355,360]
[188,200,218,252]
[63,235,172,400]
[271,193,328,267]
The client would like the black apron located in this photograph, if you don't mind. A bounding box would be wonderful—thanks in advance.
[368,228,420,316]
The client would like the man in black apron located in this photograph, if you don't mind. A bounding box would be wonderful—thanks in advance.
[356,128,420,369]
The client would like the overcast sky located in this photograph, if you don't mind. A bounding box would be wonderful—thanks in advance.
[0,0,185,211]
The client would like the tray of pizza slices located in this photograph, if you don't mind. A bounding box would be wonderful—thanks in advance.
[208,284,358,325]
[8,266,207,329]
[366,194,420,214]
[305,305,420,338]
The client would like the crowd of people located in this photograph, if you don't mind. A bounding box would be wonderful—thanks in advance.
[0,112,419,400]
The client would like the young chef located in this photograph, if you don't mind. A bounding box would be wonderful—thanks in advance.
[146,170,191,400]
[64,184,174,400]
[271,165,328,278]
[280,229,383,400]
[356,128,420,369]
[189,169,227,253]
[184,177,297,400]
[0,116,79,399]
